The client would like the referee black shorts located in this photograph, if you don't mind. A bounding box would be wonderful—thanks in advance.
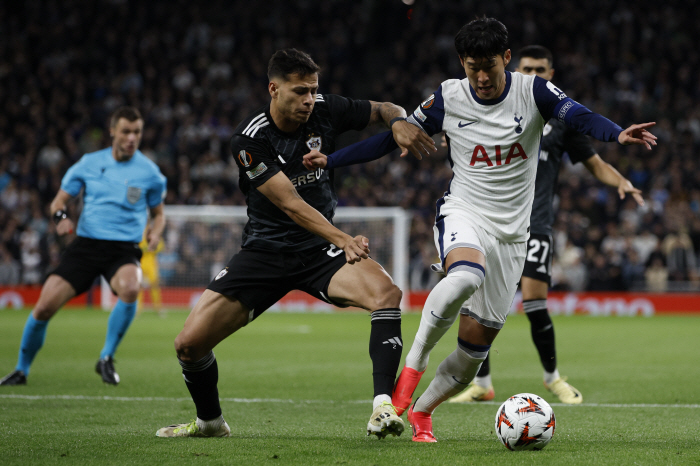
[51,236,143,296]
[207,242,348,322]
[521,233,553,285]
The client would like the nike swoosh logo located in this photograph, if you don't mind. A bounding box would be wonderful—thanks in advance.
[458,121,477,128]
[452,376,470,385]
[430,311,449,320]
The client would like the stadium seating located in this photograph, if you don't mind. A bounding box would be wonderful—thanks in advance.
[0,1,699,292]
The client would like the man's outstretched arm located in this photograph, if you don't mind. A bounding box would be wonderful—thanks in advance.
[369,100,437,159]
[533,76,657,149]
[303,131,398,170]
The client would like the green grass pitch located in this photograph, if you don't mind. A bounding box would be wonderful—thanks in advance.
[1,308,699,465]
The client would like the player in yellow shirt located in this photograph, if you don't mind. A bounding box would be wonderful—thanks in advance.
[137,230,164,315]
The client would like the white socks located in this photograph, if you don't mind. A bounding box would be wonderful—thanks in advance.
[414,341,490,414]
[373,394,392,409]
[473,374,492,388]
[196,414,225,434]
[544,369,560,386]
[405,270,483,372]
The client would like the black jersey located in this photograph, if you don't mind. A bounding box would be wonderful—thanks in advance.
[530,119,596,235]
[231,94,371,252]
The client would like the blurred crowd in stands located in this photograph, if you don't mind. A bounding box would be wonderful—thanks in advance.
[1,0,699,292]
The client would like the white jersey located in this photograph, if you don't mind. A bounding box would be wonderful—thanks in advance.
[407,70,624,244]
[329,71,624,243]
[408,72,545,242]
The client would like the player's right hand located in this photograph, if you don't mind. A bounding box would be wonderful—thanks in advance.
[392,120,437,160]
[303,150,328,170]
[618,122,657,149]
[56,218,75,236]
[341,235,370,264]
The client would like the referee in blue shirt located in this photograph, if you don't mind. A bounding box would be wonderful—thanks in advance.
[0,107,167,386]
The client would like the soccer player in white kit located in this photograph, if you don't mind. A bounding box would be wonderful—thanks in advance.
[385,18,657,442]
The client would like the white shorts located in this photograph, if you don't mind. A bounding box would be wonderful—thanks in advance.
[433,197,526,328]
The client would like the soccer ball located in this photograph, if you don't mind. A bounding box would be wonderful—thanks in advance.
[494,393,555,451]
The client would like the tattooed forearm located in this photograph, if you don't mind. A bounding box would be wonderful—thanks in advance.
[368,101,407,128]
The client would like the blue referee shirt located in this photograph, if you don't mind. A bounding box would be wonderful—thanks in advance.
[60,148,167,243]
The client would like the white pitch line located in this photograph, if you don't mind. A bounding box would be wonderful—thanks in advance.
[557,403,700,409]
[453,400,700,409]
[0,394,364,404]
[0,394,698,409]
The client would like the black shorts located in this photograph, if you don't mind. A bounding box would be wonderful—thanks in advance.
[207,243,348,321]
[521,233,553,285]
[51,237,142,295]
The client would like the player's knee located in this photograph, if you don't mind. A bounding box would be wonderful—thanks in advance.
[174,330,213,362]
[32,303,58,321]
[118,284,140,303]
[174,336,197,362]
[457,339,490,365]
[371,282,403,309]
[445,268,484,301]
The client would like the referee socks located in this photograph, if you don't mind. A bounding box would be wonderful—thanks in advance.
[16,314,49,375]
[100,299,137,359]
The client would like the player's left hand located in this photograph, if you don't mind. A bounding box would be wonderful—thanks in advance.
[303,150,327,170]
[618,179,644,206]
[618,122,657,149]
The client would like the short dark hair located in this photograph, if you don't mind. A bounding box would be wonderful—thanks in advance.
[110,106,142,127]
[454,17,509,59]
[518,45,553,67]
[267,48,320,81]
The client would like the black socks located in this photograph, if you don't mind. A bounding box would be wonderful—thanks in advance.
[526,308,556,373]
[369,308,402,397]
[179,351,222,421]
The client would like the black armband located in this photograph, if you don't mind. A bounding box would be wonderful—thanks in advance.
[53,210,68,225]
[389,117,406,127]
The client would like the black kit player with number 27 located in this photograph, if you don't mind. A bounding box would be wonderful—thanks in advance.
[156,48,435,439]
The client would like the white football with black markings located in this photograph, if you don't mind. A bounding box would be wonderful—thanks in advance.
[495,393,555,451]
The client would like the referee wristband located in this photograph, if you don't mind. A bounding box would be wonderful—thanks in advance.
[389,117,406,127]
[53,210,68,225]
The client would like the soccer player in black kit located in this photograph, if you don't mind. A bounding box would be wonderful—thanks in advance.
[157,49,435,439]
[450,45,644,405]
